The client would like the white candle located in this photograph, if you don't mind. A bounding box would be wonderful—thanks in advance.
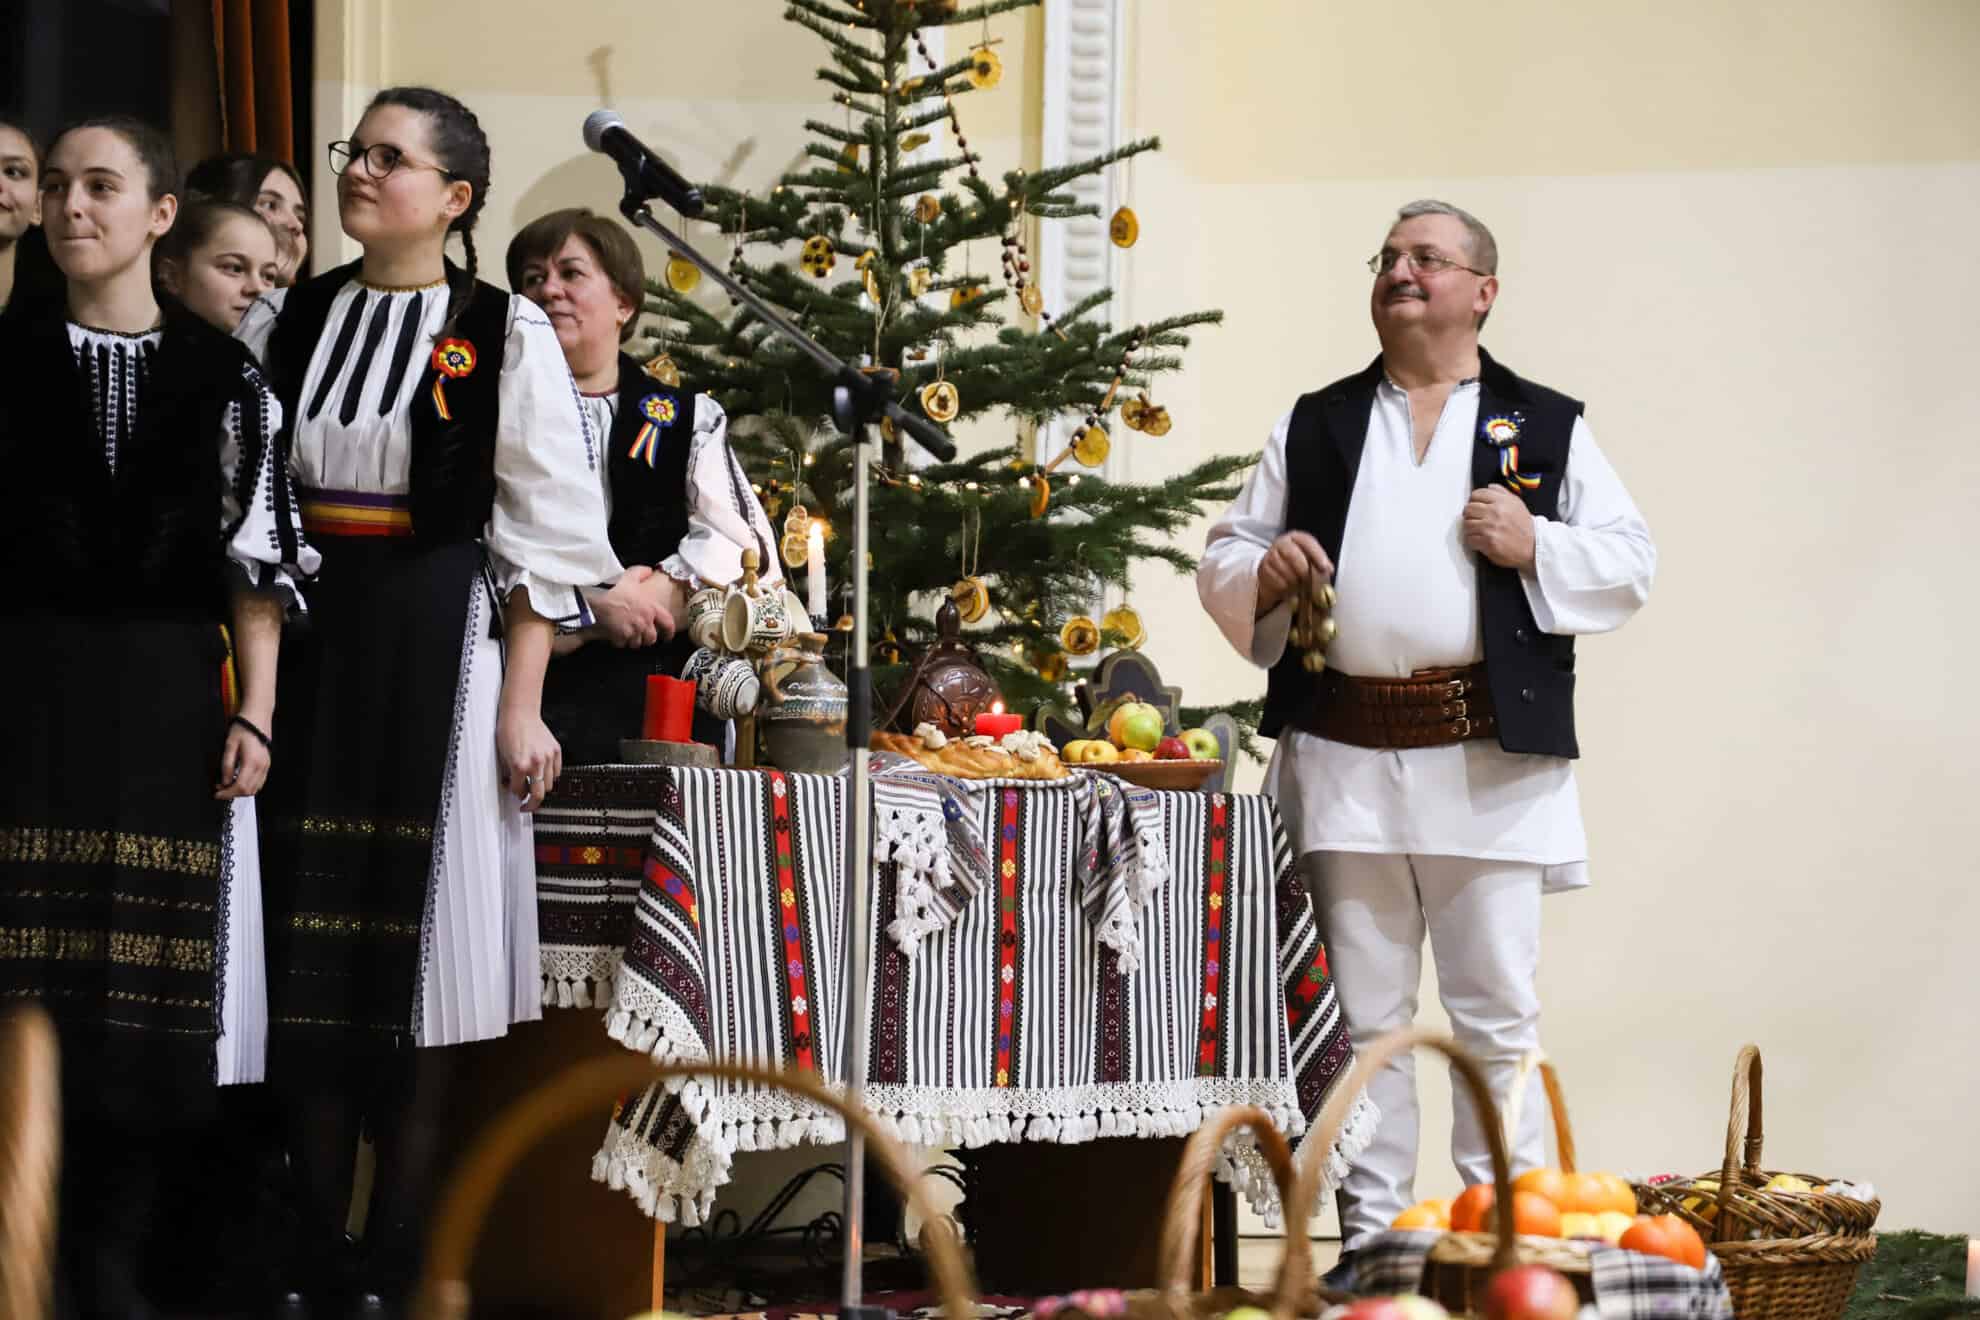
[805,522,827,621]
[1967,1237,1979,1297]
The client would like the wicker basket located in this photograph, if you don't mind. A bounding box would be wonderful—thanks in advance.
[1631,1044,1879,1320]
[414,1057,978,1320]
[1020,1103,1326,1320]
[0,1005,58,1320]
[1279,1030,1607,1314]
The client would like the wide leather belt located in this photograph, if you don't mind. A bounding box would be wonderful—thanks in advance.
[1293,662,1497,750]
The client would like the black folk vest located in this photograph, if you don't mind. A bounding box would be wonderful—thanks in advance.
[601,354,693,571]
[1,302,249,619]
[264,260,510,549]
[1260,349,1584,759]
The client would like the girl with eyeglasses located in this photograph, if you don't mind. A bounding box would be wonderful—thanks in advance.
[236,86,620,1314]
[0,114,313,1316]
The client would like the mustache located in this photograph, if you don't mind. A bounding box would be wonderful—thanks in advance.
[1385,284,1428,301]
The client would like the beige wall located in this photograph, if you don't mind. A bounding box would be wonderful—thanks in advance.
[1120,0,1980,1234]
[311,0,1979,1239]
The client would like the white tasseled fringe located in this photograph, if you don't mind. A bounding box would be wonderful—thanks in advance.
[588,1062,1357,1229]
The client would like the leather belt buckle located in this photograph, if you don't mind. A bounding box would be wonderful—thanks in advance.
[1451,717,1472,739]
[1443,678,1467,701]
[1442,700,1467,720]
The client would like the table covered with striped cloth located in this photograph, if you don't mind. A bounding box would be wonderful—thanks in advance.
[532,761,1374,1225]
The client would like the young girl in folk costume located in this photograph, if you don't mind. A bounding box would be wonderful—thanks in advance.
[157,198,284,332]
[185,151,311,285]
[0,116,312,1316]
[506,207,781,761]
[238,88,621,1310]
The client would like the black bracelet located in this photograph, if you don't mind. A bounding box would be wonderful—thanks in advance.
[230,714,273,752]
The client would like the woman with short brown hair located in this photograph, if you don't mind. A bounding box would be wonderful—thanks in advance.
[507,207,780,761]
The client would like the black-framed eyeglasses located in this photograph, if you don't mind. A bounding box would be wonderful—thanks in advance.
[1367,247,1490,278]
[328,139,457,182]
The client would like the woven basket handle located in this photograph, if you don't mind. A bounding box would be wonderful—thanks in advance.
[0,1006,59,1320]
[414,1057,978,1320]
[1713,1043,1765,1230]
[1156,1106,1301,1312]
[1501,1050,1576,1173]
[1272,1029,1518,1313]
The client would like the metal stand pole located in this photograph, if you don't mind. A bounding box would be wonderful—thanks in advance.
[616,193,950,1320]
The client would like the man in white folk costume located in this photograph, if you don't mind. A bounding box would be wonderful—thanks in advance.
[1197,201,1655,1251]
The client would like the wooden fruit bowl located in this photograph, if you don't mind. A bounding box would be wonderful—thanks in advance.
[1091,758,1223,791]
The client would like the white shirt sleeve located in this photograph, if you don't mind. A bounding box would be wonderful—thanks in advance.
[233,288,285,364]
[483,296,625,625]
[1196,410,1295,669]
[658,393,784,589]
[1520,414,1656,635]
[218,359,319,608]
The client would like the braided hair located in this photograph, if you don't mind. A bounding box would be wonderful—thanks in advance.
[364,87,490,337]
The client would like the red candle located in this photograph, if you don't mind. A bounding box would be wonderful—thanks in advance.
[973,702,1023,739]
[643,674,696,743]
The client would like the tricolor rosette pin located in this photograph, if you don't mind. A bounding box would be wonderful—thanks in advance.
[628,393,678,466]
[1483,414,1541,492]
[430,338,477,420]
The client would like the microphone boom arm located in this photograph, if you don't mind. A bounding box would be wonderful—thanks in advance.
[618,199,956,462]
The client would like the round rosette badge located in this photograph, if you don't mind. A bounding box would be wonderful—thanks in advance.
[429,338,477,419]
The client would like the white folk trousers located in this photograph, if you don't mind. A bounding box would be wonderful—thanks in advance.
[1304,851,1549,1245]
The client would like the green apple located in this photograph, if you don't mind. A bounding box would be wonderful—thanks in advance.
[1180,727,1219,760]
[1119,706,1164,752]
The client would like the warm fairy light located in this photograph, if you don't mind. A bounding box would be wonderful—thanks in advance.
[752,483,763,493]
[965,481,980,491]
[907,474,922,487]
[1069,474,1082,486]
[803,453,817,466]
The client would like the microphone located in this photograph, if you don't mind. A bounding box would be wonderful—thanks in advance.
[582,110,704,217]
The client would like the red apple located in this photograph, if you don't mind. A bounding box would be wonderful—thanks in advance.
[1482,1264,1578,1320]
[1154,736,1190,760]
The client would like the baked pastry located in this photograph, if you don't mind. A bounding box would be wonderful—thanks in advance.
[872,723,1068,781]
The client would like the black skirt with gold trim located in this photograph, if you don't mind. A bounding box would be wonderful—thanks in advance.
[0,612,229,1087]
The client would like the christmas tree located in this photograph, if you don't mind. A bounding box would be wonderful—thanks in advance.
[642,0,1258,734]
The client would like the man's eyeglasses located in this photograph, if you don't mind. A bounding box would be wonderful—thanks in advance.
[328,139,457,182]
[1367,248,1490,278]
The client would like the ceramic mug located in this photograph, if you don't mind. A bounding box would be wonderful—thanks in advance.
[681,646,722,686]
[695,654,762,720]
[722,583,794,654]
[684,587,727,651]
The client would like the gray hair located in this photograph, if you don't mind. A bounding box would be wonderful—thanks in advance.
[1394,199,1497,326]
[1395,199,1498,274]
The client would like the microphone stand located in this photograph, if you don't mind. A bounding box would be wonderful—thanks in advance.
[615,183,954,1320]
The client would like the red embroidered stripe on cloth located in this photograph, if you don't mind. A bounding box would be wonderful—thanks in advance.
[530,763,1375,1230]
[298,487,413,538]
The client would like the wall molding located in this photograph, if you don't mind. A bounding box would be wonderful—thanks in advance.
[1037,0,1127,481]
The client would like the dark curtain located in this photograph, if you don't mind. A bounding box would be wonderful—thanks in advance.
[169,0,301,164]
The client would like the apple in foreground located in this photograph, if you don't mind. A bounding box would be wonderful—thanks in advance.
[1118,705,1165,752]
[1482,1264,1579,1320]
[1154,736,1190,760]
[1180,727,1219,760]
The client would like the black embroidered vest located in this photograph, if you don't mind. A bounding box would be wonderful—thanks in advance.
[0,303,247,618]
[264,259,510,547]
[602,354,693,570]
[1261,349,1585,759]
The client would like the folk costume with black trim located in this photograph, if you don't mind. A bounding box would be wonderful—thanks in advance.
[241,261,620,1071]
[542,355,781,762]
[1197,348,1655,1241]
[0,300,313,1093]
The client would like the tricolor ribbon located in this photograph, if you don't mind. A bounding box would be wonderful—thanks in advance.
[628,393,678,467]
[430,338,477,421]
[1500,444,1543,492]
